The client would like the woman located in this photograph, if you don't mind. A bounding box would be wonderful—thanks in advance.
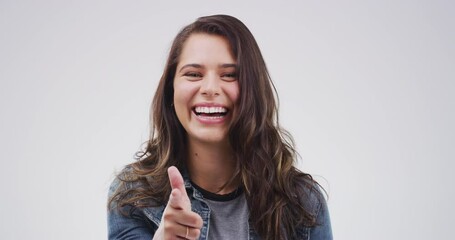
[108,14,332,240]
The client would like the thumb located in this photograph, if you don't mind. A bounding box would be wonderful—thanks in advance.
[167,166,191,210]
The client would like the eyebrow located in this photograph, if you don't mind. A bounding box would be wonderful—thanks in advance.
[178,63,237,73]
[219,63,237,69]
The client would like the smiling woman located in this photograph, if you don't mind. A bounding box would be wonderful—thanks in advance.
[107,14,332,240]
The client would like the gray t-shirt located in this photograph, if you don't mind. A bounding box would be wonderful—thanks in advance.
[192,183,249,239]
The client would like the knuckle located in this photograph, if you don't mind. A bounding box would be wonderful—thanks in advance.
[192,228,201,239]
[163,223,173,232]
[191,215,203,228]
[163,212,173,221]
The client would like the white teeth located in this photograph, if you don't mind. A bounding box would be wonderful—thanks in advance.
[199,115,224,119]
[195,106,227,114]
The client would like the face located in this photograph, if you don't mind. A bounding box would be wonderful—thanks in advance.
[173,33,239,145]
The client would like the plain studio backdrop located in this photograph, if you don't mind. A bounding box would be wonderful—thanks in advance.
[1,0,453,239]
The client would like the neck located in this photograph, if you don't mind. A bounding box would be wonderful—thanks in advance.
[186,139,239,194]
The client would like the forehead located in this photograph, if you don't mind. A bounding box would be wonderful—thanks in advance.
[178,33,236,65]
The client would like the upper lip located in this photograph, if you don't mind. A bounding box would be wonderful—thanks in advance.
[193,103,228,108]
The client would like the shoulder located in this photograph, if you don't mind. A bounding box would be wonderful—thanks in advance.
[108,165,134,198]
[295,176,333,239]
[295,176,329,223]
[295,176,324,206]
[108,165,150,206]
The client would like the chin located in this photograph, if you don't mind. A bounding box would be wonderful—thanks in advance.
[197,136,228,145]
[190,131,229,145]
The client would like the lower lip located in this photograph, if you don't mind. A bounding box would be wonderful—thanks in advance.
[193,111,228,124]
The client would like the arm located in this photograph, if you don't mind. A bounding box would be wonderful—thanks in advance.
[108,204,156,240]
[107,178,156,240]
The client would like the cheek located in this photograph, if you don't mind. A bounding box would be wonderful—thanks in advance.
[174,81,195,104]
[226,82,240,104]
[173,81,199,119]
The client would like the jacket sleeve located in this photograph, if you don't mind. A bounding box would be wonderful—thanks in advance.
[107,178,157,240]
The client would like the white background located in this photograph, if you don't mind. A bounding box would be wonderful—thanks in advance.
[1,0,454,239]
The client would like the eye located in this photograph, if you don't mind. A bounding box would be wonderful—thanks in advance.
[221,72,237,81]
[183,72,203,80]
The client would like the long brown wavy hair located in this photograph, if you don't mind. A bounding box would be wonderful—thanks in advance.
[109,14,322,240]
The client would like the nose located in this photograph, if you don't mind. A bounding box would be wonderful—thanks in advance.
[200,72,220,97]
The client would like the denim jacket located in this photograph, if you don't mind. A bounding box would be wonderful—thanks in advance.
[108,170,333,240]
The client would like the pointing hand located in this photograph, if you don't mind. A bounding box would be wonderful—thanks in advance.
[153,166,203,240]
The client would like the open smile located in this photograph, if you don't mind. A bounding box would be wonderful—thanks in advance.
[192,105,230,123]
